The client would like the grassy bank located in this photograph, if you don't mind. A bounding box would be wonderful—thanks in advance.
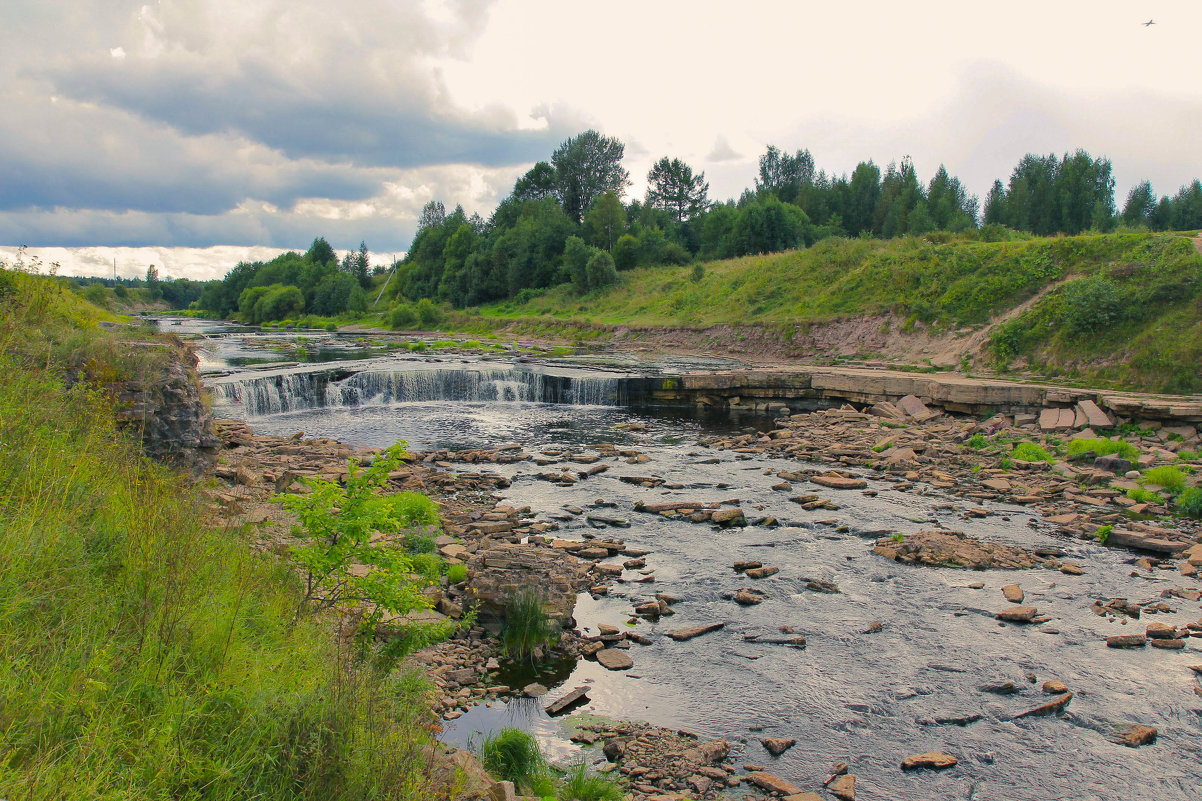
[471,232,1202,393]
[0,269,439,799]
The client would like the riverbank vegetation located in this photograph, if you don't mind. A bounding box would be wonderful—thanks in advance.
[0,265,444,798]
[181,129,1202,393]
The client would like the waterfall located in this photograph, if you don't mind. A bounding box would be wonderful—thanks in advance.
[213,366,623,417]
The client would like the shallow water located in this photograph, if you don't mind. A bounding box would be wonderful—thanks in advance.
[193,322,1202,801]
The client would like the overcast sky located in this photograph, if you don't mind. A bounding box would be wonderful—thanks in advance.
[2,0,1200,280]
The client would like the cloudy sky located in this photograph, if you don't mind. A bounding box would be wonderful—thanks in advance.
[2,0,1199,280]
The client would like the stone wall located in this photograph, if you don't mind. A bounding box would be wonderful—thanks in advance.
[112,336,219,476]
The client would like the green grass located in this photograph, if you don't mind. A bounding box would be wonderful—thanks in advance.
[501,587,559,663]
[557,762,625,801]
[458,232,1202,393]
[1067,437,1140,461]
[1011,442,1054,463]
[0,270,441,799]
[1141,466,1188,496]
[479,728,547,792]
[446,563,468,584]
[1127,487,1163,504]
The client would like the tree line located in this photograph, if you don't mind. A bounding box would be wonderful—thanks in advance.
[195,129,1202,321]
[196,240,374,322]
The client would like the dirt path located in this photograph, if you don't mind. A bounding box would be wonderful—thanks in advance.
[922,279,1070,368]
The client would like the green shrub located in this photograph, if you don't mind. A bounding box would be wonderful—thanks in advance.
[1140,465,1187,496]
[1067,437,1139,461]
[390,303,417,330]
[415,298,442,328]
[404,531,437,554]
[557,762,625,801]
[1126,487,1162,504]
[446,563,468,584]
[1011,442,1053,462]
[409,552,443,580]
[1176,487,1202,519]
[480,728,546,791]
[585,250,618,290]
[1095,524,1113,545]
[966,433,987,450]
[1062,276,1124,333]
[501,586,558,662]
[275,445,449,644]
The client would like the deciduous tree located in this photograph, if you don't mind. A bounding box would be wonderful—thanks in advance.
[550,130,630,223]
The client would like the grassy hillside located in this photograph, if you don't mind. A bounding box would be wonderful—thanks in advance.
[476,232,1202,393]
[0,269,436,799]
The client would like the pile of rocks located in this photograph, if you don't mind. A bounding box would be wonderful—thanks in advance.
[698,401,1202,557]
[573,722,734,799]
[872,530,1058,570]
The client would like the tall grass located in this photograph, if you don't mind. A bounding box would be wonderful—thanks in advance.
[0,270,443,799]
[478,728,548,793]
[1141,465,1187,495]
[557,762,625,801]
[501,587,558,663]
[1067,437,1139,460]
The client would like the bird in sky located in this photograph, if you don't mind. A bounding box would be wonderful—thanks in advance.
[1143,19,1155,26]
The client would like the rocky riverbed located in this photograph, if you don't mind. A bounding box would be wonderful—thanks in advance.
[202,388,1202,801]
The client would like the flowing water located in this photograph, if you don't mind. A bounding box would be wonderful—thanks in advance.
[175,318,1202,801]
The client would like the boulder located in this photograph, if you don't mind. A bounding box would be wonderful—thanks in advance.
[897,394,937,422]
[1118,724,1158,747]
[761,737,796,756]
[466,544,590,632]
[711,507,747,526]
[828,774,856,801]
[1094,455,1133,475]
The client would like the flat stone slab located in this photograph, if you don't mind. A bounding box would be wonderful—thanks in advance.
[545,685,589,715]
[666,622,726,641]
[901,752,958,771]
[746,771,803,795]
[874,531,1046,570]
[1076,399,1113,429]
[595,649,634,670]
[1013,692,1072,718]
[996,605,1039,623]
[811,474,868,490]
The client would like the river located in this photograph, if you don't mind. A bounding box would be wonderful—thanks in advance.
[166,318,1202,801]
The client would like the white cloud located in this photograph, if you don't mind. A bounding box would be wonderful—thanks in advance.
[1,0,1200,254]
